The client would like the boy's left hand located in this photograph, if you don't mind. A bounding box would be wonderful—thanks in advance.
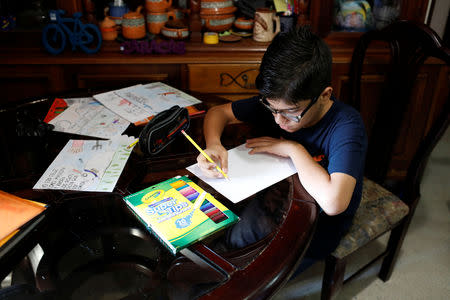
[245,137,298,158]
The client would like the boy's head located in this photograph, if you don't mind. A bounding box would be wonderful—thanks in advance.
[255,26,332,105]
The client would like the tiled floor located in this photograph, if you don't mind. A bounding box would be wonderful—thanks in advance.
[274,127,450,300]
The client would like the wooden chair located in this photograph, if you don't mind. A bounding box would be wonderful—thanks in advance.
[321,20,450,299]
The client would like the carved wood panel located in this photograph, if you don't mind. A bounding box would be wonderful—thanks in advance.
[187,64,260,94]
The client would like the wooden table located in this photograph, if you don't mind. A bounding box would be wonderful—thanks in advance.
[0,92,318,299]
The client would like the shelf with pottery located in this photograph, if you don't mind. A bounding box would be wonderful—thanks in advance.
[0,0,437,106]
[0,28,388,106]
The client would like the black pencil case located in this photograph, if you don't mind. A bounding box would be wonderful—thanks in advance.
[139,105,190,156]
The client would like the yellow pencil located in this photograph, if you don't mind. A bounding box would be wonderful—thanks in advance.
[181,130,230,181]
[127,139,139,149]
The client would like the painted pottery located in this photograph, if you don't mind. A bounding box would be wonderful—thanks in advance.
[146,10,175,34]
[100,8,118,40]
[234,17,254,30]
[122,6,146,39]
[201,13,235,32]
[200,0,237,15]
[146,0,173,13]
[161,25,189,39]
[253,8,280,42]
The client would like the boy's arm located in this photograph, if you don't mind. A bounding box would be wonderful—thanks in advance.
[245,137,356,215]
[288,143,356,215]
[198,103,241,178]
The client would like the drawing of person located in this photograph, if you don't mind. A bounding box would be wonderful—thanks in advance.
[70,140,85,153]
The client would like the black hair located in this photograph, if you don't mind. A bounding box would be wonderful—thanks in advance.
[255,26,332,104]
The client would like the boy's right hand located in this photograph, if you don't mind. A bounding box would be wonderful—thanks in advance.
[196,144,228,178]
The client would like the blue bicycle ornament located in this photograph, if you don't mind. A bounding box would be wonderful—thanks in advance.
[42,10,102,55]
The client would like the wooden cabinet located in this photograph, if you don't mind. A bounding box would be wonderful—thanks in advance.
[187,64,260,100]
[0,64,68,105]
[0,63,177,104]
[68,64,181,90]
[0,38,266,103]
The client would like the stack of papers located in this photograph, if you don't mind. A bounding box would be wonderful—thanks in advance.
[37,82,203,193]
[45,82,202,139]
[48,98,130,139]
[93,82,202,124]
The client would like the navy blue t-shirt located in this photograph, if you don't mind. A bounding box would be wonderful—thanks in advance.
[231,96,367,218]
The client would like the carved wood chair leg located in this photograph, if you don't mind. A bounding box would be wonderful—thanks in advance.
[321,255,346,300]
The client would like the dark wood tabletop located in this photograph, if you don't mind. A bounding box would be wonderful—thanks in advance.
[0,91,318,299]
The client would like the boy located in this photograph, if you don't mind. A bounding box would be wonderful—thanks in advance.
[197,26,367,272]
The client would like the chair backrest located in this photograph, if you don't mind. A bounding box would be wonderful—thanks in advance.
[348,20,450,202]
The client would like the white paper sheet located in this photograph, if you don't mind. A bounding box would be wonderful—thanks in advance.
[63,97,94,105]
[93,82,202,124]
[114,82,201,114]
[93,90,150,123]
[49,99,130,139]
[186,144,297,203]
[33,135,136,192]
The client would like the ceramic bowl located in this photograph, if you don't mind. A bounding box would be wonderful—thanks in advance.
[201,13,235,32]
[161,25,189,40]
[234,17,254,30]
[200,0,237,15]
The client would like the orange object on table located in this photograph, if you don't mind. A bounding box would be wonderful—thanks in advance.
[0,190,46,243]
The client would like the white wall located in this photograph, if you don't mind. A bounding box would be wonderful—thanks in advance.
[428,0,450,38]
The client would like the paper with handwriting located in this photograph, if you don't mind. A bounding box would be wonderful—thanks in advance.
[186,144,297,203]
[49,98,130,139]
[93,89,150,123]
[33,135,136,192]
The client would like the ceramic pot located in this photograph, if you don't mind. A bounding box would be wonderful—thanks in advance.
[100,8,118,40]
[109,2,129,25]
[145,0,173,13]
[201,13,235,32]
[146,10,175,34]
[234,17,254,31]
[161,25,189,39]
[253,8,280,42]
[122,6,146,39]
[200,0,237,15]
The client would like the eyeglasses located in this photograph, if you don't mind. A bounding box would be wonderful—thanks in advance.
[259,96,319,123]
